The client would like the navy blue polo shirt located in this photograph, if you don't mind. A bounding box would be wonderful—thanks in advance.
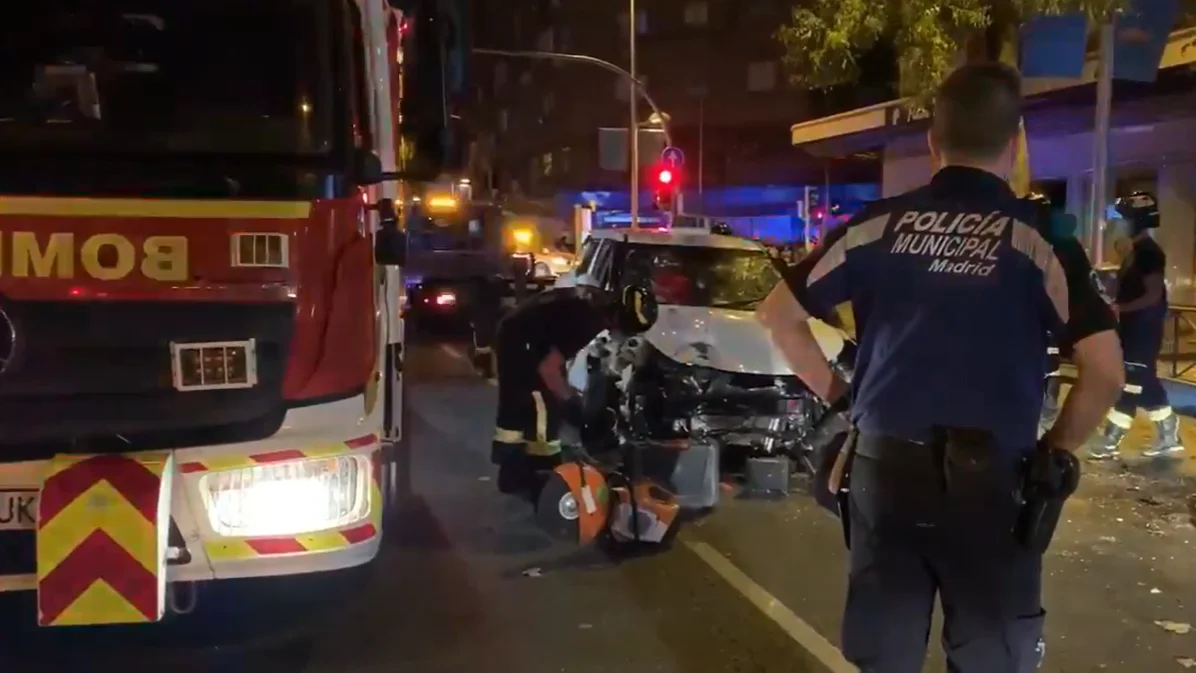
[786,167,1115,452]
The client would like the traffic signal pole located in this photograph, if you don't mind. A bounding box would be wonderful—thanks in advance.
[628,0,639,229]
[472,47,675,229]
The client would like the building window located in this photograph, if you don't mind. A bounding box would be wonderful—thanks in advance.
[747,61,778,92]
[617,10,648,35]
[520,70,533,86]
[684,1,708,26]
[541,152,554,176]
[543,92,556,114]
[498,109,508,132]
[537,28,555,52]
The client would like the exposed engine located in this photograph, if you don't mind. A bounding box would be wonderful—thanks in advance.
[577,330,856,463]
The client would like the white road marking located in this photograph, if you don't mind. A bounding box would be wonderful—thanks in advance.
[684,540,858,673]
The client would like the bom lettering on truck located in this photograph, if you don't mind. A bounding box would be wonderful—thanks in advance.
[0,232,188,281]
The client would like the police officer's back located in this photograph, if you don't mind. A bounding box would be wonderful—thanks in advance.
[757,63,1123,673]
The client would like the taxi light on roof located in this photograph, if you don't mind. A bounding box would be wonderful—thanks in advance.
[200,455,369,537]
[512,228,533,245]
[171,340,258,391]
[434,291,457,306]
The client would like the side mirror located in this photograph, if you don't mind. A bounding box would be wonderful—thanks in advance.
[372,198,407,266]
[616,284,658,335]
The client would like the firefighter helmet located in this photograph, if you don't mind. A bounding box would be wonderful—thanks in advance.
[1114,191,1159,234]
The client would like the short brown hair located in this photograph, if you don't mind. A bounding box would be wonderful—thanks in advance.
[931,62,1023,162]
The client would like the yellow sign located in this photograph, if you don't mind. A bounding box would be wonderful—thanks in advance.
[0,233,188,281]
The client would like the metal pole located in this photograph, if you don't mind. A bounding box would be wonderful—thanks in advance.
[697,96,705,214]
[1089,21,1115,266]
[628,0,639,230]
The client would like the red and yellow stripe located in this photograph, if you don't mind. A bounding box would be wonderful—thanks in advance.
[190,434,384,561]
[178,434,377,474]
[36,452,173,627]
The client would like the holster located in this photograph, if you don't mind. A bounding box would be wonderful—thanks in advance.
[810,423,856,548]
[1015,446,1081,553]
[835,430,856,549]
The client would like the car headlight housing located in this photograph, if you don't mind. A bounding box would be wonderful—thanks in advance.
[200,455,370,537]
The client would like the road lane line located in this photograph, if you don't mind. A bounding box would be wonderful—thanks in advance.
[684,540,858,673]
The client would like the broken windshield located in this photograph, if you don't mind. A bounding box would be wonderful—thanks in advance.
[0,0,334,156]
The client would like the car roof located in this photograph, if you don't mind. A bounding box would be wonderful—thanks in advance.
[586,227,763,251]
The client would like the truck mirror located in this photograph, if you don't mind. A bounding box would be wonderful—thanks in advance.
[356,149,384,185]
[372,198,407,266]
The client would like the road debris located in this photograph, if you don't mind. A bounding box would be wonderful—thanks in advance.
[1156,620,1193,635]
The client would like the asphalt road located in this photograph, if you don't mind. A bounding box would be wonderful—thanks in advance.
[3,332,1195,672]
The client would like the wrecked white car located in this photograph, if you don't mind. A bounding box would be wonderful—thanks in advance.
[558,228,855,497]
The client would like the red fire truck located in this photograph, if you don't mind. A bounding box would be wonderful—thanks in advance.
[0,0,458,627]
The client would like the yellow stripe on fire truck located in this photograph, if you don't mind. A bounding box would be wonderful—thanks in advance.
[36,452,174,627]
[187,434,384,562]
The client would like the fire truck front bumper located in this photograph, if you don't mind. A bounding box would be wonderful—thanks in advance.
[0,431,384,627]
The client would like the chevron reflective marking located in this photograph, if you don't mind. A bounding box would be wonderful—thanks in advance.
[179,434,378,474]
[36,453,173,627]
[203,523,378,561]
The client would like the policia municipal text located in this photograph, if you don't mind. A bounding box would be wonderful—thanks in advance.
[757,63,1124,673]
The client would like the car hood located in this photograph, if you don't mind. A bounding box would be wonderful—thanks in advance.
[644,304,846,375]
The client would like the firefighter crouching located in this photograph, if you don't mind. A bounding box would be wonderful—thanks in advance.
[757,63,1123,672]
[491,284,652,500]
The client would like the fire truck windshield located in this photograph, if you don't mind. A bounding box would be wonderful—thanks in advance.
[0,1,334,156]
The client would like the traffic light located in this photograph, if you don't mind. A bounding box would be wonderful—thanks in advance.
[651,163,680,212]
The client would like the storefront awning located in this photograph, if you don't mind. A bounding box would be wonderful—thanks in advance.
[790,27,1196,158]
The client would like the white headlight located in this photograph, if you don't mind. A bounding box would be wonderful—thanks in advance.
[200,455,369,537]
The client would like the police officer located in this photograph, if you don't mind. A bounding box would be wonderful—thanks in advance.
[757,63,1123,673]
[491,285,613,497]
[1028,193,1092,437]
[1089,191,1186,459]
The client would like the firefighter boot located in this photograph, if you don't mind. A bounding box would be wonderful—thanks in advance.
[1143,412,1185,458]
[1086,422,1127,460]
[497,448,534,495]
[526,453,564,507]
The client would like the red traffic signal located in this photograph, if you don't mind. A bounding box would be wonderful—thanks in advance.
[657,168,674,185]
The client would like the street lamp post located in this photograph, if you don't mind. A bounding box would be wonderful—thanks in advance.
[472,48,672,229]
[628,0,638,228]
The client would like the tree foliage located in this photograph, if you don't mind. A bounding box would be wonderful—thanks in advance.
[777,0,1127,101]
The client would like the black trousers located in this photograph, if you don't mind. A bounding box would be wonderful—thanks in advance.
[1114,312,1169,414]
[842,434,1044,673]
[493,335,562,457]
